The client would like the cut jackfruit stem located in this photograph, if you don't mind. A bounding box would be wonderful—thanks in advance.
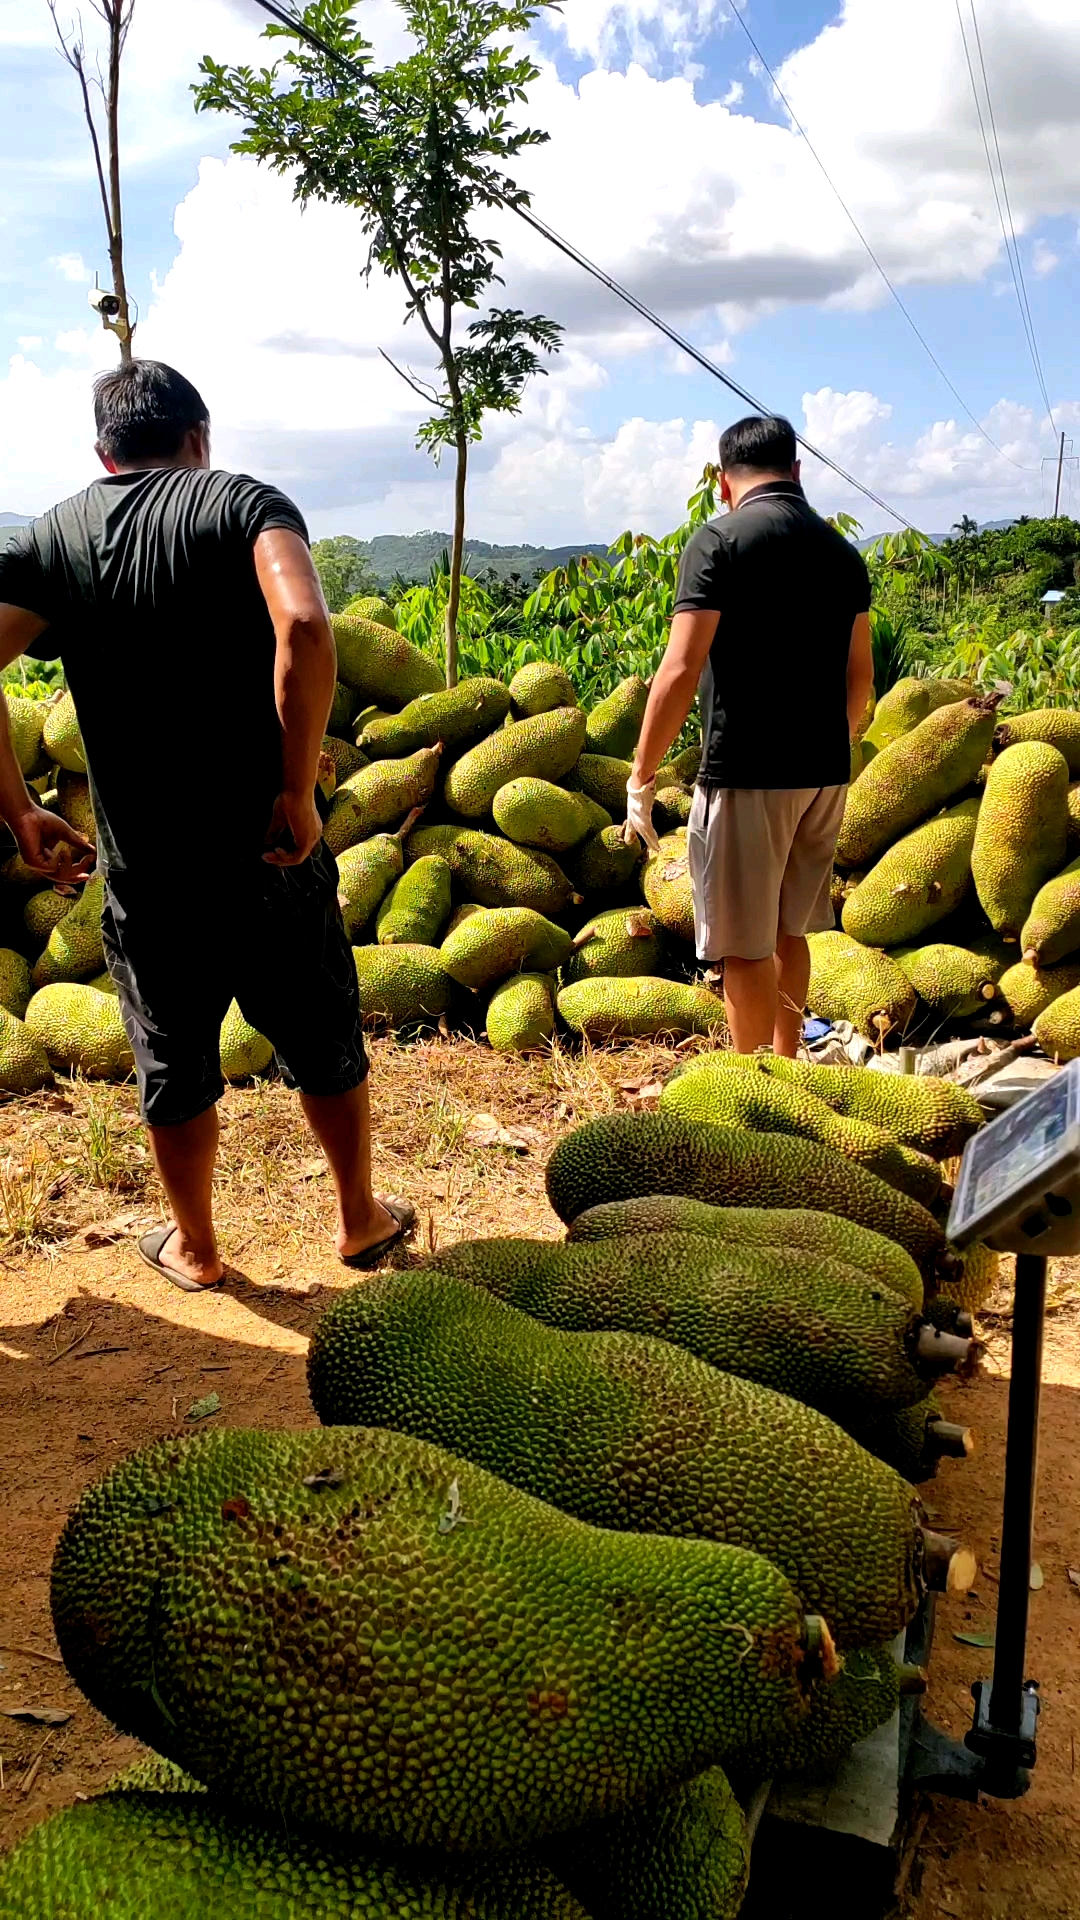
[913,1325,974,1375]
[896,1663,930,1697]
[927,1418,975,1461]
[802,1616,840,1686]
[922,1531,977,1593]
[395,805,426,842]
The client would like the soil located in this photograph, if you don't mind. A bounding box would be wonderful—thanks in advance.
[1,1039,1079,1912]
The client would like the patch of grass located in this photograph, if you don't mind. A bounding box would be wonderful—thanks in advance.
[79,1081,147,1191]
[0,1147,62,1248]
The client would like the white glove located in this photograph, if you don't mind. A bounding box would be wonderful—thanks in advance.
[622,777,661,854]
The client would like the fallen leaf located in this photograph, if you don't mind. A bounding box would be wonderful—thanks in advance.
[294,1159,326,1182]
[1067,1568,1080,1593]
[1030,1562,1044,1591]
[953,1630,996,1648]
[464,1113,539,1154]
[185,1392,221,1422]
[0,1707,72,1725]
[79,1211,144,1249]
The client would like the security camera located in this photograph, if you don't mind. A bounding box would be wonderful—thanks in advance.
[88,286,122,319]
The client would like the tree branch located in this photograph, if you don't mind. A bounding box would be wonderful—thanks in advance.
[377,348,440,407]
[48,3,113,247]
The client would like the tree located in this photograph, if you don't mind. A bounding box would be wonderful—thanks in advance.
[310,534,379,612]
[951,514,978,540]
[196,0,563,687]
[49,0,136,363]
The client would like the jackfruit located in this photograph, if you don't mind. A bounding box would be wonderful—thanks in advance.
[569,752,633,818]
[25,982,133,1079]
[375,855,452,946]
[328,679,359,736]
[836,696,1000,869]
[565,1196,925,1307]
[934,1240,1000,1315]
[493,778,610,852]
[730,1645,911,1790]
[0,1006,52,1092]
[543,1767,748,1920]
[55,772,97,844]
[486,971,555,1052]
[994,707,1080,776]
[336,811,420,943]
[42,690,87,773]
[509,662,579,717]
[654,743,702,790]
[353,944,452,1030]
[309,1270,948,1647]
[405,826,577,916]
[219,1001,273,1081]
[1068,781,1080,844]
[321,733,368,785]
[971,741,1070,935]
[1020,855,1080,967]
[563,907,664,984]
[807,930,917,1039]
[7,693,47,775]
[353,704,389,734]
[893,943,1000,1019]
[331,612,442,703]
[544,1112,947,1269]
[999,958,1080,1027]
[442,906,572,991]
[654,785,693,829]
[446,901,483,934]
[742,1057,983,1159]
[1035,981,1080,1058]
[324,747,442,856]
[841,798,979,947]
[360,678,511,760]
[342,594,396,628]
[22,890,71,953]
[568,825,642,894]
[863,679,975,754]
[444,707,587,818]
[558,976,725,1041]
[0,947,32,1018]
[850,738,865,783]
[642,830,696,944]
[0,1791,588,1919]
[585,676,650,759]
[32,875,105,988]
[52,1425,816,1852]
[849,1394,973,1485]
[86,969,116,995]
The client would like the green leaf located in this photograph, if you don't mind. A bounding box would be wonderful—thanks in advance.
[186,1392,222,1422]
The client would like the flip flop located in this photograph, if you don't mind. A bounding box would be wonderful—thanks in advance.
[138,1226,223,1293]
[339,1198,417,1270]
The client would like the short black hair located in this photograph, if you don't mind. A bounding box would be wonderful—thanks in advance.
[93,359,210,464]
[718,414,798,474]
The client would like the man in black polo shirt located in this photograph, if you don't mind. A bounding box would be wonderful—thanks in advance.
[0,359,411,1287]
[625,414,874,1056]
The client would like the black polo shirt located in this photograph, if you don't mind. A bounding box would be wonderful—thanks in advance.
[674,480,871,790]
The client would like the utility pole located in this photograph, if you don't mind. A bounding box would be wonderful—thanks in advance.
[1054,431,1066,519]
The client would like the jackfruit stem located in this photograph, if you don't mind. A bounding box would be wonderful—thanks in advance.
[922,1530,977,1593]
[394,806,426,844]
[913,1324,974,1376]
[801,1615,840,1686]
[896,1663,930,1697]
[926,1418,975,1461]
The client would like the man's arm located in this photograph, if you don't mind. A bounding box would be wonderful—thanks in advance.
[623,609,719,850]
[846,612,875,741]
[253,528,337,868]
[0,606,95,883]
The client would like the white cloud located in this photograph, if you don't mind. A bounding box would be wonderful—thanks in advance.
[722,80,744,107]
[50,252,90,283]
[54,328,96,357]
[16,335,43,350]
[553,0,725,70]
[1032,238,1059,275]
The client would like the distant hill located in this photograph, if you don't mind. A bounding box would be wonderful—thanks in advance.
[0,512,30,552]
[359,531,610,588]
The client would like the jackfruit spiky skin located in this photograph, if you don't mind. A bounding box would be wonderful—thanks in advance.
[569,826,642,894]
[892,943,999,1020]
[54,772,97,845]
[446,901,483,934]
[542,1766,749,1920]
[563,907,664,984]
[107,1754,200,1795]
[331,613,442,704]
[51,1425,813,1852]
[353,944,452,1030]
[336,832,406,942]
[376,856,453,946]
[342,594,396,628]
[0,946,32,1018]
[0,1005,52,1092]
[745,1058,983,1159]
[971,741,1070,935]
[324,748,441,857]
[444,708,587,818]
[486,971,555,1052]
[569,753,632,819]
[1034,983,1080,1059]
[544,1113,947,1268]
[728,1645,904,1792]
[850,738,865,783]
[22,888,72,951]
[321,732,368,785]
[654,786,693,830]
[998,958,1080,1027]
[492,778,611,852]
[659,1054,942,1207]
[25,982,133,1079]
[808,931,917,1039]
[0,1793,589,1919]
[642,830,695,944]
[934,1241,1000,1315]
[1020,855,1080,967]
[42,690,87,773]
[5,692,46,775]
[863,679,975,754]
[441,907,572,991]
[565,1197,925,1307]
[558,977,725,1041]
[405,826,576,916]
[328,679,360,737]
[994,707,1080,777]
[836,697,1000,869]
[219,1001,273,1081]
[654,743,702,790]
[310,1271,927,1648]
[841,799,980,947]
[509,662,579,717]
[585,677,650,760]
[360,678,511,761]
[31,876,105,989]
[848,1394,952,1484]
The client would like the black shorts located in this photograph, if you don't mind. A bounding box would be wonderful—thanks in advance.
[101,840,368,1127]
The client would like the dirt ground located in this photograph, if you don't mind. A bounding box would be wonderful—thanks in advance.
[1,1037,1079,1913]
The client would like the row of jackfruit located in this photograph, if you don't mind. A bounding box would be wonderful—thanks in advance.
[6,1071,984,1916]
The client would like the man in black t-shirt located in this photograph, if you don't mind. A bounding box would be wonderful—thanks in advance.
[0,360,411,1287]
[624,414,874,1056]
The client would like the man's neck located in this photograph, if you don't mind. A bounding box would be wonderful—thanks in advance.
[726,470,800,511]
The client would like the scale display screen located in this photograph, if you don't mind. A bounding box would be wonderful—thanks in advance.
[949,1059,1080,1251]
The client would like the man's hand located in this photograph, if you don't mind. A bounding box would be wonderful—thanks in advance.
[11,804,95,883]
[622,778,661,855]
[263,790,322,867]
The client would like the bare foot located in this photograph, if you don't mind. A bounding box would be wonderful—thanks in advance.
[153,1225,225,1289]
[336,1199,409,1263]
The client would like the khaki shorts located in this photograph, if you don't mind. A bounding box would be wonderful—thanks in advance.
[687,784,847,963]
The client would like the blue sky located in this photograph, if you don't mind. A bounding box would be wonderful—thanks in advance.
[1,0,1077,542]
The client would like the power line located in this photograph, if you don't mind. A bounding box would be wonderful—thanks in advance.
[726,2,1035,474]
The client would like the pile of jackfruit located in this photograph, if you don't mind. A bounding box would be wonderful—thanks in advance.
[829,677,1080,1055]
[3,1067,986,1917]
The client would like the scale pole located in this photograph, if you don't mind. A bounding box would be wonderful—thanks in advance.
[988,1252,1047,1733]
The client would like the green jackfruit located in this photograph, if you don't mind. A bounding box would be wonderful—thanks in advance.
[850,737,865,783]
[0,1792,588,1919]
[934,1241,1000,1315]
[730,1645,908,1790]
[310,1271,937,1648]
[52,1425,816,1852]
[558,977,724,1041]
[971,741,1070,935]
[6,693,47,775]
[654,786,693,830]
[42,690,87,773]
[53,775,96,844]
[642,830,695,944]
[807,931,917,1039]
[565,1197,924,1307]
[1020,855,1080,967]
[360,678,511,760]
[544,1113,947,1269]
[336,811,420,943]
[493,778,610,852]
[563,907,664,984]
[405,826,577,916]
[585,676,650,759]
[0,1006,52,1092]
[331,613,442,704]
[321,733,368,785]
[444,707,587,818]
[848,1394,970,1485]
[25,982,133,1079]
[86,969,116,995]
[742,1057,983,1159]
[219,1001,273,1081]
[1068,782,1080,844]
[23,889,72,951]
[108,1754,200,1795]
[1034,985,1080,1060]
[325,747,442,857]
[353,944,452,1030]
[543,1767,748,1920]
[654,743,701,790]
[836,696,1000,869]
[568,826,642,894]
[893,942,1000,1019]
[442,906,571,992]
[32,875,105,988]
[342,594,396,627]
[0,946,32,1017]
[569,753,632,818]
[328,679,359,736]
[376,855,452,946]
[994,707,1080,776]
[509,662,579,717]
[999,958,1080,1027]
[863,679,975,754]
[486,972,554,1052]
[841,799,979,947]
[446,901,483,934]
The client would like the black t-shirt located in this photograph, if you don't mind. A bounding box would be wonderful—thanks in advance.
[674,480,871,790]
[0,468,308,878]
